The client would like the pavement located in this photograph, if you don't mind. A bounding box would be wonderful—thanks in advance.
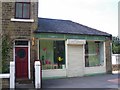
[15,74,120,89]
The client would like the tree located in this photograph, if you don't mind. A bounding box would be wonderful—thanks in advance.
[112,36,120,54]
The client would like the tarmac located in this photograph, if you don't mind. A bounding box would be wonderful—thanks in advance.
[15,74,119,89]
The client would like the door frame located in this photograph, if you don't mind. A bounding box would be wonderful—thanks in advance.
[13,39,31,79]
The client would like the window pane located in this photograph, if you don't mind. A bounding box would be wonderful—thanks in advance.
[23,3,30,18]
[88,42,99,66]
[40,40,54,70]
[17,49,26,58]
[54,41,65,69]
[85,42,89,67]
[40,40,65,70]
[85,41,104,67]
[54,41,65,64]
[16,3,22,18]
[15,41,28,45]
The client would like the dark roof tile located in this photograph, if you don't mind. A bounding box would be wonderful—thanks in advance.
[35,18,111,37]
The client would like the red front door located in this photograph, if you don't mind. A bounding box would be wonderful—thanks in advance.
[15,47,28,79]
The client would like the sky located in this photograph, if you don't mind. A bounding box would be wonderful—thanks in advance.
[38,0,119,36]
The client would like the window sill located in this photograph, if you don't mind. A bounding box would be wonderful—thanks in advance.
[11,18,34,23]
[85,65,104,68]
[42,68,66,71]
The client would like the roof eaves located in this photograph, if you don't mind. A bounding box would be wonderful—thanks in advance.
[34,30,111,37]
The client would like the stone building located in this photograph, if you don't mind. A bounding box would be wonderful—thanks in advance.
[1,0,112,86]
[1,0,38,81]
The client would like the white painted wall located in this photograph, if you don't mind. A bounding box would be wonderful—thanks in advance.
[42,69,66,78]
[84,66,106,75]
[112,54,120,64]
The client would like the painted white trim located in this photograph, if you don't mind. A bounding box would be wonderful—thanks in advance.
[104,42,106,67]
[28,41,31,79]
[13,43,15,73]
[14,46,28,47]
[83,44,85,68]
[65,40,68,69]
[0,74,10,78]
[11,18,34,22]
[67,39,86,45]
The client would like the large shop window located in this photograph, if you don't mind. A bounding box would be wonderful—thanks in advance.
[85,41,104,67]
[40,40,65,70]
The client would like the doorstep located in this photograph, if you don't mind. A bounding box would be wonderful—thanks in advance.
[16,78,33,84]
[16,83,34,88]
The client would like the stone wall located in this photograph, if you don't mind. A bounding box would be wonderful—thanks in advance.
[105,39,112,73]
[0,1,2,89]
[2,79,9,88]
[112,64,120,71]
[2,1,38,80]
[2,2,38,37]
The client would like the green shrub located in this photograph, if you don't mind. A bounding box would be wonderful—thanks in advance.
[2,34,11,73]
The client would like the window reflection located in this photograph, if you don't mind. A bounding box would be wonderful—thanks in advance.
[40,40,65,70]
[85,41,104,67]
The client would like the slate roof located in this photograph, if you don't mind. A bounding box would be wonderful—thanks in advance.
[35,18,111,37]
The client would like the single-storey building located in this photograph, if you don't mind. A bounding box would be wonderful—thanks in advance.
[35,18,112,78]
[1,1,112,83]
